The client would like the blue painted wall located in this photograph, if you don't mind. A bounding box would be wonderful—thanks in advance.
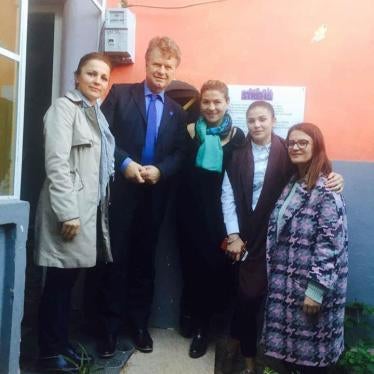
[0,201,29,374]
[334,161,374,305]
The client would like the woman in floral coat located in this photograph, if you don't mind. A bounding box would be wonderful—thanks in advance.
[263,122,348,373]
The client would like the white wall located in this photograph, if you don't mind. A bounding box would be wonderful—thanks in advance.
[60,0,102,94]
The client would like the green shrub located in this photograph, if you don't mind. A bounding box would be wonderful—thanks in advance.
[338,342,374,373]
[335,301,374,374]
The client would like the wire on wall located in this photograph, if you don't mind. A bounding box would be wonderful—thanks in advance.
[121,0,229,10]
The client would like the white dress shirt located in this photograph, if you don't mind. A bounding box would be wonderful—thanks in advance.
[221,141,271,235]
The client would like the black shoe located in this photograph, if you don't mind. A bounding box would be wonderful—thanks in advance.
[133,329,153,353]
[189,329,208,359]
[179,314,194,338]
[38,354,79,372]
[96,334,117,358]
[63,344,93,364]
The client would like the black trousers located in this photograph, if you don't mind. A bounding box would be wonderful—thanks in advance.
[177,178,233,330]
[38,267,80,356]
[230,295,264,357]
[179,239,233,329]
[98,183,168,335]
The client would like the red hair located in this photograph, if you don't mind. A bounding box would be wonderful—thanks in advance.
[200,80,229,102]
[287,122,332,190]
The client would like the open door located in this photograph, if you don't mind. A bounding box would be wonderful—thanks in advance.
[0,0,28,199]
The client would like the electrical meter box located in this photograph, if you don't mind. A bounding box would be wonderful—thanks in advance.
[103,8,136,64]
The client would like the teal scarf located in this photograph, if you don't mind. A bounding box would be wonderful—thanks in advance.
[195,112,232,172]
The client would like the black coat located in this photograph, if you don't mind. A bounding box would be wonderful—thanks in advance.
[226,134,294,299]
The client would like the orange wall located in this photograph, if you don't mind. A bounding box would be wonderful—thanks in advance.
[107,0,374,161]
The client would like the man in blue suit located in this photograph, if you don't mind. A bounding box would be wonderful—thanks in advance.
[96,36,187,356]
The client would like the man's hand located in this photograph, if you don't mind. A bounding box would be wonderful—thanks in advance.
[325,172,344,193]
[225,234,245,262]
[141,165,161,185]
[303,296,321,315]
[124,161,146,184]
[61,218,80,241]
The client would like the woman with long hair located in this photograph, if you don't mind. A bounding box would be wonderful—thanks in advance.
[262,123,348,373]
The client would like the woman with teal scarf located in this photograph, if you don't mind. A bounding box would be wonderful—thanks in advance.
[177,80,245,359]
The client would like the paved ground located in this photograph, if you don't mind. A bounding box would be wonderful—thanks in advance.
[21,319,284,374]
[21,327,216,374]
[121,328,215,374]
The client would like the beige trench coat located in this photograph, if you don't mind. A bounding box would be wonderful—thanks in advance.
[34,90,112,268]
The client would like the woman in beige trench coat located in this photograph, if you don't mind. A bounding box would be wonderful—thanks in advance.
[34,52,114,372]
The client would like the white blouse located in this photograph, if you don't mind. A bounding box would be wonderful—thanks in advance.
[221,141,271,235]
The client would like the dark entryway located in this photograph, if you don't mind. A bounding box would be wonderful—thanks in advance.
[20,11,56,371]
[21,12,55,226]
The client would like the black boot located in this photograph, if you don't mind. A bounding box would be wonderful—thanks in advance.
[189,327,208,359]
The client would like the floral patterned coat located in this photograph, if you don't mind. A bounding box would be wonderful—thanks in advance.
[262,175,348,367]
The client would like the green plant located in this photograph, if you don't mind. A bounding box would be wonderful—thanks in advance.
[338,342,374,373]
[63,343,99,374]
[335,301,374,374]
[263,367,279,374]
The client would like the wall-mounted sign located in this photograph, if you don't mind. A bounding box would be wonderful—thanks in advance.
[228,85,306,139]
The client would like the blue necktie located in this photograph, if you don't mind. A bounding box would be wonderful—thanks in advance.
[142,94,158,165]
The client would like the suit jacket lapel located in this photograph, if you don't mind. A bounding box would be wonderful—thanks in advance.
[157,96,175,140]
[132,83,147,125]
